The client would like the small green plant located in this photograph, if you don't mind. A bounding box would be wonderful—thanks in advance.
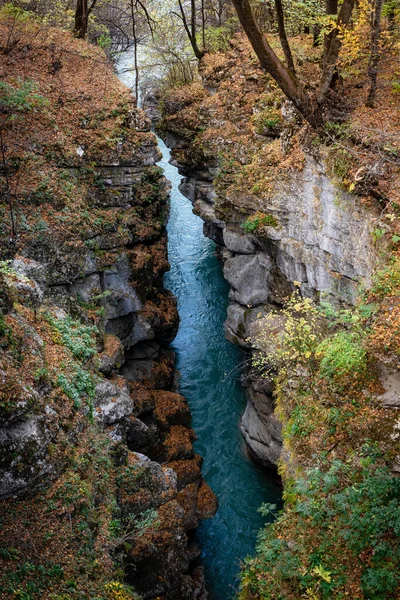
[372,227,386,242]
[328,147,352,180]
[371,255,400,298]
[316,330,367,387]
[241,212,278,233]
[97,33,112,49]
[46,314,99,361]
[253,107,282,135]
[323,120,351,140]
[204,16,238,51]
[57,362,96,409]
[33,366,50,384]
[0,79,48,117]
[133,508,160,537]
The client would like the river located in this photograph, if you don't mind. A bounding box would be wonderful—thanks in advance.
[158,138,282,600]
[116,55,282,600]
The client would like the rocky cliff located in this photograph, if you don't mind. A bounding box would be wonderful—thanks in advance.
[0,14,216,600]
[157,34,400,598]
[157,35,400,468]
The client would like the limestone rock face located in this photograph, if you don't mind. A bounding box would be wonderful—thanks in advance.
[0,104,215,600]
[223,229,258,254]
[224,252,272,307]
[240,390,282,467]
[159,117,377,469]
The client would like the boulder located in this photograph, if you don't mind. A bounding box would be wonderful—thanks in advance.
[0,416,55,498]
[240,390,282,467]
[224,252,271,307]
[94,378,133,426]
[223,229,258,254]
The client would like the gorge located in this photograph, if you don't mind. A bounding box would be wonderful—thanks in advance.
[1,3,400,600]
[159,136,282,599]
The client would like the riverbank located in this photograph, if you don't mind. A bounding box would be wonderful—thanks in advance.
[157,34,400,599]
[0,14,216,600]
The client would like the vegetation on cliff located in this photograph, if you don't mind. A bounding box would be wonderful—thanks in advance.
[1,0,400,598]
[0,6,216,599]
[155,5,400,598]
[243,290,400,599]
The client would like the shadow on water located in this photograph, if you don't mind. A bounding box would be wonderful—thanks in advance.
[158,137,283,600]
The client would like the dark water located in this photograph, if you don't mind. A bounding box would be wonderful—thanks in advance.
[158,138,282,600]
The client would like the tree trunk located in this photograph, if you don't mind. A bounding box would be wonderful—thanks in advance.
[74,0,88,39]
[201,0,206,49]
[74,0,97,39]
[231,0,322,127]
[323,0,338,68]
[177,0,205,59]
[129,0,140,103]
[274,0,296,74]
[366,0,383,107]
[317,0,355,101]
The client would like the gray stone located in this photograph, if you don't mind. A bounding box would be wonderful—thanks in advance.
[0,416,54,498]
[94,379,133,426]
[223,229,258,254]
[224,303,275,348]
[120,359,157,383]
[126,417,159,452]
[70,273,101,304]
[6,257,47,307]
[240,392,282,467]
[223,253,272,307]
[259,157,376,304]
[98,335,125,375]
[124,314,155,348]
[376,365,400,408]
[103,255,142,321]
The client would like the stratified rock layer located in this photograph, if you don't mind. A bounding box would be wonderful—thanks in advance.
[0,22,215,600]
[158,52,378,467]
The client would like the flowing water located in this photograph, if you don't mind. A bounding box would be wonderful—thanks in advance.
[158,138,282,600]
[116,54,282,599]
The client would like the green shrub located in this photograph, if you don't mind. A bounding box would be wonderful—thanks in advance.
[46,314,99,361]
[241,212,278,233]
[241,457,400,600]
[371,256,400,298]
[316,330,367,386]
[204,17,239,51]
[326,147,352,182]
[57,362,95,409]
[0,79,48,116]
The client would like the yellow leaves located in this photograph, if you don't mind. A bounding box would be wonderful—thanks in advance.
[337,0,371,71]
[253,291,323,377]
[312,563,332,583]
[303,588,320,600]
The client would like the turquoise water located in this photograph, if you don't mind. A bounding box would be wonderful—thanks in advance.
[158,138,282,600]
